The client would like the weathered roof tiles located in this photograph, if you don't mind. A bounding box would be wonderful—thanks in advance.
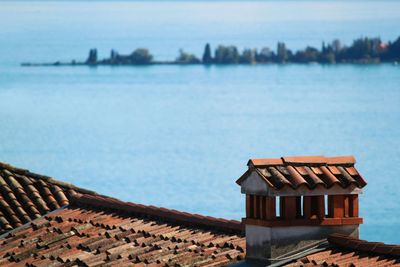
[0,161,98,233]
[72,194,243,233]
[0,193,245,267]
[287,233,400,266]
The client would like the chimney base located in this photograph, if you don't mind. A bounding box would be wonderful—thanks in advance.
[245,224,359,260]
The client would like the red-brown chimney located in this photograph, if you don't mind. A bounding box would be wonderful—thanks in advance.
[236,156,366,260]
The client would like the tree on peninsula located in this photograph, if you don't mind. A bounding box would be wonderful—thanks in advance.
[277,42,288,63]
[240,48,257,64]
[214,45,239,64]
[86,49,97,65]
[130,49,153,64]
[202,43,213,64]
[176,49,200,64]
[34,36,400,67]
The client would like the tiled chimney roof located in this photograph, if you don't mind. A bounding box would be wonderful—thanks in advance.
[237,156,366,190]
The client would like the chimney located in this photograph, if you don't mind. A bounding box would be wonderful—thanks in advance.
[236,156,366,261]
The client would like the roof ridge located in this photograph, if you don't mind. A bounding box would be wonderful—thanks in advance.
[328,233,400,257]
[248,155,356,167]
[70,193,244,234]
[0,160,98,196]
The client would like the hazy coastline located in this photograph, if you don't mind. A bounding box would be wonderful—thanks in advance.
[22,36,400,67]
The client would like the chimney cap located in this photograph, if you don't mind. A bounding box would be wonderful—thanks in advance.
[238,155,366,193]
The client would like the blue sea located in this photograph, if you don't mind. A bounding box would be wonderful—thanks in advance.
[0,0,399,243]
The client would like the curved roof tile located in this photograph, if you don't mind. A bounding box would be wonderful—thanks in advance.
[287,233,400,266]
[0,193,245,267]
[0,161,99,233]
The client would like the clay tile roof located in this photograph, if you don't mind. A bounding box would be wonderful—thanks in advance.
[328,233,400,257]
[287,234,400,266]
[0,161,245,266]
[0,161,99,234]
[248,158,284,166]
[326,156,356,165]
[71,193,243,233]
[282,156,327,165]
[0,193,245,267]
[237,155,367,190]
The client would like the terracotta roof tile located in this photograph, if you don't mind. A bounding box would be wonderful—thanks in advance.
[0,161,245,266]
[0,161,100,233]
[0,194,245,267]
[326,156,356,165]
[287,233,400,266]
[286,165,308,188]
[71,193,243,233]
[238,155,367,191]
[282,156,327,165]
[248,158,284,166]
[303,166,325,188]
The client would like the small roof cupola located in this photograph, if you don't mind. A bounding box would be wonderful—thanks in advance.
[236,156,367,261]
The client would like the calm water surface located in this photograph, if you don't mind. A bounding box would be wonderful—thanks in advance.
[1,0,400,243]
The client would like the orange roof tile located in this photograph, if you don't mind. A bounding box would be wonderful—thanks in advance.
[237,156,367,190]
[71,194,243,233]
[0,161,99,234]
[282,156,327,165]
[0,193,245,267]
[287,233,400,266]
[326,156,356,165]
[248,158,284,166]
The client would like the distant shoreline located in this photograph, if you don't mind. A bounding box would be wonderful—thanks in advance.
[20,61,399,67]
[21,36,400,67]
